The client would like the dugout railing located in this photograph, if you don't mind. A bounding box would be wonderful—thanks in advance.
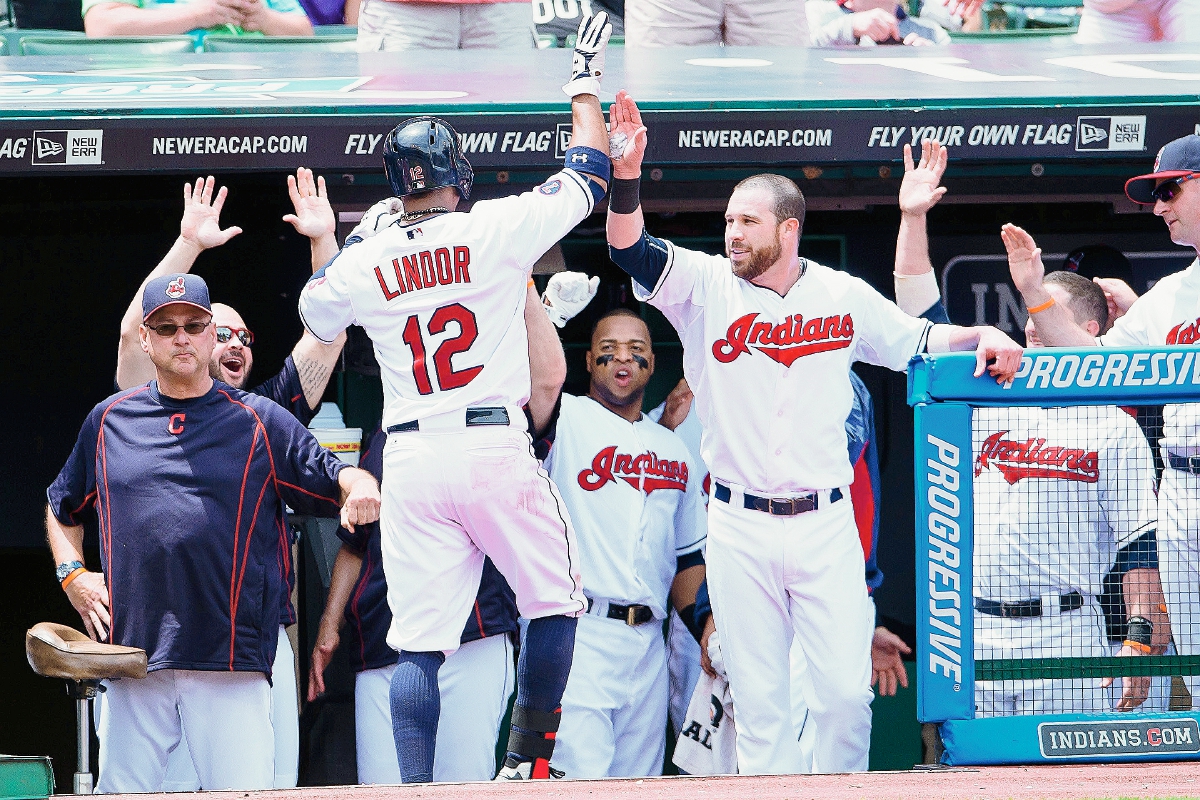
[911,347,1200,765]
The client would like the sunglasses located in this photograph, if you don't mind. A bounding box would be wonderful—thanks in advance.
[146,320,211,337]
[216,326,254,347]
[1151,173,1200,203]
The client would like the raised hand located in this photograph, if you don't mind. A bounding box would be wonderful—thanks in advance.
[942,0,983,20]
[348,196,404,243]
[1000,223,1046,297]
[542,271,600,328]
[608,90,648,179]
[563,11,612,98]
[283,167,335,241]
[900,140,949,217]
[179,176,242,251]
[1093,277,1139,324]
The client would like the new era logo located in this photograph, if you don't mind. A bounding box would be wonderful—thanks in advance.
[554,123,572,160]
[1075,116,1145,152]
[32,129,103,165]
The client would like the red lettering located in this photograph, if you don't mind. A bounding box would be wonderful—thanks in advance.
[713,313,758,362]
[435,247,454,285]
[453,246,471,283]
[822,315,841,338]
[578,445,617,490]
[403,254,423,292]
[375,265,400,301]
[749,321,772,345]
[167,413,186,435]
[1148,728,1162,746]
[771,319,794,345]
[802,317,823,341]
[419,251,437,287]
[841,314,854,338]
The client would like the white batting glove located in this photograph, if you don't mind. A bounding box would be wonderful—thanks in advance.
[707,629,728,681]
[542,272,600,328]
[346,197,403,244]
[562,12,612,98]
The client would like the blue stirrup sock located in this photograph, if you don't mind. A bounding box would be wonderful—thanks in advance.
[389,650,445,783]
[505,614,578,777]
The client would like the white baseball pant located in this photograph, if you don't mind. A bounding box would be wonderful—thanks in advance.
[667,608,704,738]
[96,669,273,793]
[1076,0,1200,41]
[1157,467,1200,700]
[975,602,1109,716]
[381,426,585,656]
[706,492,873,775]
[357,0,535,51]
[355,633,515,783]
[625,0,809,46]
[550,612,669,778]
[159,625,298,791]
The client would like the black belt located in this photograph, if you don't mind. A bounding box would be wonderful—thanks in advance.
[1168,454,1200,474]
[587,598,655,626]
[975,591,1084,618]
[713,482,842,516]
[386,406,510,434]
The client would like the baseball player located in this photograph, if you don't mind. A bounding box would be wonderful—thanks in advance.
[46,273,380,793]
[604,91,1022,774]
[528,306,707,778]
[112,170,347,790]
[896,140,1170,713]
[297,13,615,782]
[307,279,582,782]
[1005,134,1200,702]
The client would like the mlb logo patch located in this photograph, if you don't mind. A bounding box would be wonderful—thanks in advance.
[166,276,186,298]
[407,227,424,240]
[539,180,562,195]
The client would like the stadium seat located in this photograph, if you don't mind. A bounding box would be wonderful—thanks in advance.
[19,34,196,55]
[1,26,81,54]
[201,34,357,52]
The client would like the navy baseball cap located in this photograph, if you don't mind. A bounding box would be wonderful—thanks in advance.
[142,273,212,322]
[1125,134,1200,204]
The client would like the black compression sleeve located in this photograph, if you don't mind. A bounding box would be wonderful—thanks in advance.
[608,229,669,295]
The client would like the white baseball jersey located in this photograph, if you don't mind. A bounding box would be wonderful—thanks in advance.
[634,248,932,494]
[1101,259,1200,454]
[972,405,1158,600]
[544,393,706,617]
[299,169,595,429]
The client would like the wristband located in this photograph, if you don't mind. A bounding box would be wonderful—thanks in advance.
[60,567,86,590]
[1123,639,1153,654]
[609,176,642,215]
[1026,296,1056,314]
[1125,615,1154,647]
[679,603,704,644]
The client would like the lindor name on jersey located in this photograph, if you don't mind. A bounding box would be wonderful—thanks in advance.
[374,246,473,300]
[975,431,1100,485]
[712,311,855,366]
[578,445,689,494]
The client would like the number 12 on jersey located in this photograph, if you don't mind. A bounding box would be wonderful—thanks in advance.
[401,303,483,395]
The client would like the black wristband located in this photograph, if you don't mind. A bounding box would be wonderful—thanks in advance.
[609,176,641,215]
[679,603,703,644]
[1126,615,1154,647]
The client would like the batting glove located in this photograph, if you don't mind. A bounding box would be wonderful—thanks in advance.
[707,629,729,681]
[346,197,403,245]
[562,12,612,98]
[542,271,600,328]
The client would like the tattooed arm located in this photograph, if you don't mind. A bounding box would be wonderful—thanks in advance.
[292,330,348,412]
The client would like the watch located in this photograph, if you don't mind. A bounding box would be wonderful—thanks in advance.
[56,561,84,582]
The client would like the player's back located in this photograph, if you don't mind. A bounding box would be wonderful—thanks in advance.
[300,170,595,429]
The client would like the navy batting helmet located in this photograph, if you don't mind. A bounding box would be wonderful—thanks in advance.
[383,116,473,201]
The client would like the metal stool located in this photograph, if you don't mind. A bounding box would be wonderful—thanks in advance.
[25,622,147,794]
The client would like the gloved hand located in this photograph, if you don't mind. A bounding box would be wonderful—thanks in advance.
[347,197,403,244]
[542,271,600,328]
[562,12,612,98]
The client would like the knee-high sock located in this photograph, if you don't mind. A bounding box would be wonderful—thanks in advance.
[508,615,577,761]
[389,650,445,783]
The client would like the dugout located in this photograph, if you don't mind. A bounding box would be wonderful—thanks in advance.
[0,42,1195,786]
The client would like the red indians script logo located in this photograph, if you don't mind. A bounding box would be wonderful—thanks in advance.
[166,276,186,298]
[712,312,854,366]
[578,446,688,494]
[1167,318,1200,345]
[975,431,1099,484]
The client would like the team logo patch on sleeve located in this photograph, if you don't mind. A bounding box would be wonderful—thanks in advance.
[539,180,562,196]
[166,276,186,298]
[975,431,1099,484]
[712,312,854,366]
[578,446,688,494]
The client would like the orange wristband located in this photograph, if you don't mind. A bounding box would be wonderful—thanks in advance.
[1159,602,1169,614]
[1123,639,1152,654]
[1026,296,1056,314]
[528,278,536,288]
[60,567,86,590]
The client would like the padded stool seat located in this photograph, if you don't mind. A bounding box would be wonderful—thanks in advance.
[25,622,146,681]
